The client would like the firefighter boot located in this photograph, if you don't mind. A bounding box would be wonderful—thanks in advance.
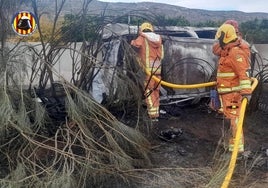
[228,137,244,153]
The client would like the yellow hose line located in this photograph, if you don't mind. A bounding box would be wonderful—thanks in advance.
[145,69,216,88]
[250,77,258,92]
[221,77,258,188]
[145,66,259,188]
[221,98,247,188]
[145,68,259,187]
[145,69,259,188]
[146,70,259,89]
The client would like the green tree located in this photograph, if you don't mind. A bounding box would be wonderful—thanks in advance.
[61,14,100,42]
[240,19,268,43]
[194,20,221,27]
[113,15,190,27]
[155,15,190,26]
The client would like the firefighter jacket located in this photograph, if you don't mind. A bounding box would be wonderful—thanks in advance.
[131,32,164,74]
[215,39,252,95]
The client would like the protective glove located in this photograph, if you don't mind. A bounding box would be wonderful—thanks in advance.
[242,94,251,103]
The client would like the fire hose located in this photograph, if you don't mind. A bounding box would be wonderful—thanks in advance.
[221,77,258,188]
[145,69,258,187]
[145,69,216,88]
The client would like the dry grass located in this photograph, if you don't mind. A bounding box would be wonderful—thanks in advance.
[0,82,153,187]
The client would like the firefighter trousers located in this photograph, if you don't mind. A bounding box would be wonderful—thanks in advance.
[144,75,161,119]
[220,92,244,152]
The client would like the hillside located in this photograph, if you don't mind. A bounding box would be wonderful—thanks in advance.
[35,0,268,23]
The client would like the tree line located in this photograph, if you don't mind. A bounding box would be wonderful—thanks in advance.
[59,14,268,44]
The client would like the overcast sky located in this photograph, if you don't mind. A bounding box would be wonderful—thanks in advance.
[99,0,268,13]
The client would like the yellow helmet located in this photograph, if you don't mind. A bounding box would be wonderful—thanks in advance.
[215,23,237,44]
[140,22,154,32]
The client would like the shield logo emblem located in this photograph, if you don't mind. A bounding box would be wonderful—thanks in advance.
[11,11,37,36]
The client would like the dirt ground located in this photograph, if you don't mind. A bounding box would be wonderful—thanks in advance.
[140,101,268,187]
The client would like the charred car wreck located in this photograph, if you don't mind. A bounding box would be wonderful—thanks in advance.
[92,23,219,107]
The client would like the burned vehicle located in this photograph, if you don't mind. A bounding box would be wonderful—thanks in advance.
[92,23,219,107]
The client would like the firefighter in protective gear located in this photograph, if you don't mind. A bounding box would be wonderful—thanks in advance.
[131,22,164,120]
[211,20,251,113]
[213,20,250,57]
[140,22,154,32]
[214,23,252,153]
